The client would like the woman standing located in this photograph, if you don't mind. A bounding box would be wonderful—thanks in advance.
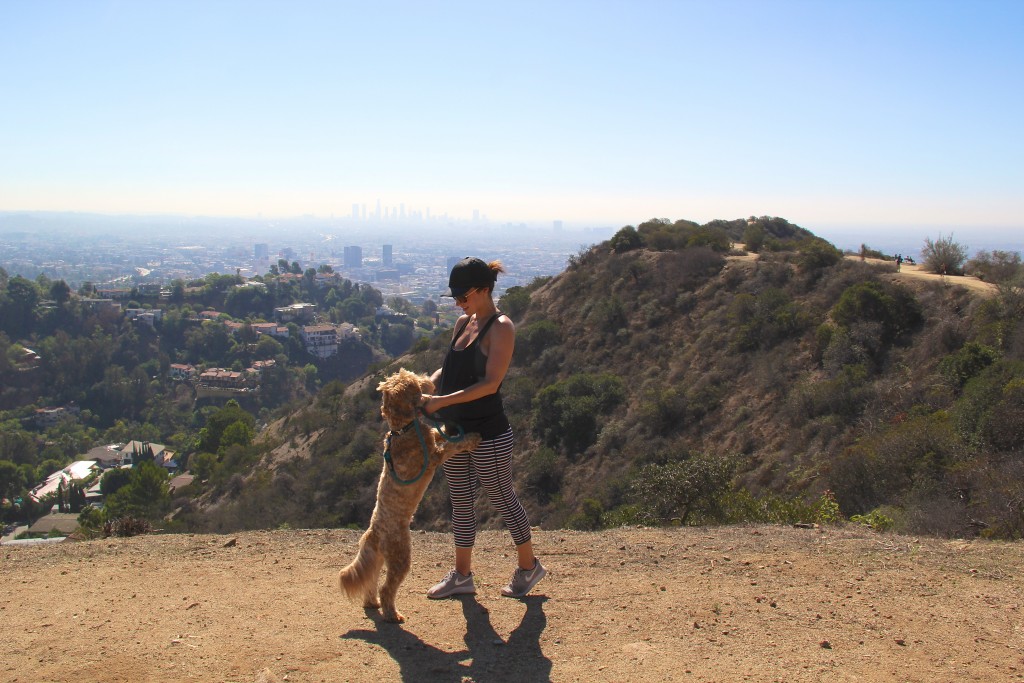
[420,256,545,599]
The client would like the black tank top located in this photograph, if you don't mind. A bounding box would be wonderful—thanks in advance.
[438,313,510,439]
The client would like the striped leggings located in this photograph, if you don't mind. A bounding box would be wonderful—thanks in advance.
[442,427,532,548]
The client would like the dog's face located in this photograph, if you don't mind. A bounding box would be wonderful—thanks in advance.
[377,369,434,428]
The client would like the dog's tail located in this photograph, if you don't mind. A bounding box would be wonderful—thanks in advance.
[338,534,381,601]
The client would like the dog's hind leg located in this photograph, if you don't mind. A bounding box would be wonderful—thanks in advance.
[378,533,412,623]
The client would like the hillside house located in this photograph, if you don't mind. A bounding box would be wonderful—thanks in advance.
[118,441,177,471]
[169,363,196,381]
[198,368,247,390]
[274,303,316,324]
[301,324,339,358]
[85,444,129,469]
[34,404,79,428]
[126,308,163,328]
[29,460,100,502]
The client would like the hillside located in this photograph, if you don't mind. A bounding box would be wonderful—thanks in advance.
[179,217,1024,539]
[4,525,1024,682]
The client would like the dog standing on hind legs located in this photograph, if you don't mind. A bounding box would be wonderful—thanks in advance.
[338,368,480,623]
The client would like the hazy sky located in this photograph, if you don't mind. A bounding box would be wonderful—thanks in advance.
[1,0,1021,239]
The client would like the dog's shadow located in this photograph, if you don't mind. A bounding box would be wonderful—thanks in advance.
[341,595,551,683]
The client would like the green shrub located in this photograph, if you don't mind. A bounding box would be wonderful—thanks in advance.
[831,281,922,349]
[939,342,999,388]
[609,226,642,253]
[850,509,895,531]
[627,453,735,525]
[533,373,625,455]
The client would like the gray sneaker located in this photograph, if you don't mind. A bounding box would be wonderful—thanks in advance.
[501,559,546,598]
[427,569,476,599]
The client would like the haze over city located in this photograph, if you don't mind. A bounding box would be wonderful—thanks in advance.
[1,0,1021,256]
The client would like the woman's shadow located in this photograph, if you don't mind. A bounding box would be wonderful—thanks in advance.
[341,595,551,682]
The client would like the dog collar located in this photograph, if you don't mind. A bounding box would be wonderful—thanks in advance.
[388,419,416,439]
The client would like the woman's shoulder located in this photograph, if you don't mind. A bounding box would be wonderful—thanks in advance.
[494,313,515,333]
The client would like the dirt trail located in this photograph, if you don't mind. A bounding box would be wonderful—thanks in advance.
[4,525,1024,682]
[845,255,997,295]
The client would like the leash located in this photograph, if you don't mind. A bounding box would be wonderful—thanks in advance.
[382,409,467,486]
[383,418,430,486]
[417,408,466,443]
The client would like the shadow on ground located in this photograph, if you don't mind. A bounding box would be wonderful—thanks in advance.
[342,595,551,682]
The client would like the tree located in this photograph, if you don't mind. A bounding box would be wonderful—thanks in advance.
[48,280,71,305]
[196,400,256,454]
[742,223,766,252]
[100,467,133,497]
[922,233,968,276]
[103,460,170,521]
[498,287,530,320]
[609,226,642,253]
[0,459,26,500]
[966,250,1022,284]
[533,373,625,455]
[1,275,40,337]
[630,453,736,525]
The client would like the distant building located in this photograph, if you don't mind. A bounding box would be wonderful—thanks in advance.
[125,308,163,328]
[198,368,247,390]
[29,460,100,501]
[254,243,269,260]
[274,303,316,323]
[383,244,393,266]
[34,405,79,428]
[118,441,177,471]
[95,287,131,300]
[169,363,196,381]
[301,324,340,359]
[85,444,129,469]
[79,298,122,315]
[136,283,163,297]
[344,246,363,269]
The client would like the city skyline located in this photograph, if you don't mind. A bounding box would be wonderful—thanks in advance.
[1,1,1022,246]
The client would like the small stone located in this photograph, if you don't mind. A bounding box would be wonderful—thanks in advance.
[820,640,832,649]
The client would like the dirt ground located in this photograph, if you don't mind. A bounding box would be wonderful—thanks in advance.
[4,524,1024,683]
[845,255,997,296]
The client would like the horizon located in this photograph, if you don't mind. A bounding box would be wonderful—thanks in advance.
[1,1,1022,248]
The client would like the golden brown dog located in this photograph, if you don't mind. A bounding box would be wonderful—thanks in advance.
[338,368,480,623]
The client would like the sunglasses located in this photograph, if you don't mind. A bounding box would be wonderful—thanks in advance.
[454,289,476,304]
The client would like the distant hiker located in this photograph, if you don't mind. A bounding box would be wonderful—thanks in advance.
[896,254,903,272]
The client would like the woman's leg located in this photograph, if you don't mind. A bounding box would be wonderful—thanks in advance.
[473,428,533,561]
[442,449,478,571]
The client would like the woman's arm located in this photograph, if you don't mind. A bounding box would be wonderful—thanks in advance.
[422,316,514,414]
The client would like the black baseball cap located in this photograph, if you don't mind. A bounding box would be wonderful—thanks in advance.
[443,257,496,297]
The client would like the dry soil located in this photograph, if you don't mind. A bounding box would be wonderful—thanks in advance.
[3,524,1024,682]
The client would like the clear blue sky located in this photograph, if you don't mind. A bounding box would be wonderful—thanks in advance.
[1,0,1021,240]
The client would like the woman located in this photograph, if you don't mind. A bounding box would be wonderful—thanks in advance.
[420,256,545,599]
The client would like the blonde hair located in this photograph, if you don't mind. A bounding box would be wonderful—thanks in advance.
[485,260,505,292]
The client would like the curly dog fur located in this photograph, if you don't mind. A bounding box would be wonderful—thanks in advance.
[338,368,480,623]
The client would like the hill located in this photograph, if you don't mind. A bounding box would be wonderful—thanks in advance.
[3,525,1024,682]
[177,217,1024,539]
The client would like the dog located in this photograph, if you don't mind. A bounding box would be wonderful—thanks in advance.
[338,368,481,623]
